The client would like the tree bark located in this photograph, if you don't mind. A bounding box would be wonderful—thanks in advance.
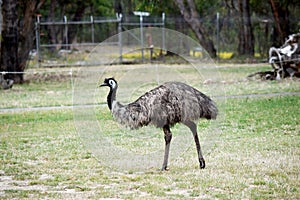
[18,1,45,81]
[0,0,45,83]
[0,0,19,81]
[237,0,254,56]
[269,0,290,46]
[46,0,58,52]
[114,0,133,15]
[173,0,216,58]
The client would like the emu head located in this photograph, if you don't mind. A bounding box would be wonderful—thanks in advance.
[100,77,118,90]
[100,77,118,110]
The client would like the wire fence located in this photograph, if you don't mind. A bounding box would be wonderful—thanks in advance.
[34,13,167,67]
[29,13,300,67]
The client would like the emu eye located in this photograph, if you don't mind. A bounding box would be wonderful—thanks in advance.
[109,80,116,88]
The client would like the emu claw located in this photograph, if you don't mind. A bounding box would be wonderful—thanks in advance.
[199,158,205,169]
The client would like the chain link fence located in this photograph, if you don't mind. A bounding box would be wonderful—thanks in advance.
[32,13,300,67]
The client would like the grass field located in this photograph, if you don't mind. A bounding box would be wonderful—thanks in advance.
[0,63,299,199]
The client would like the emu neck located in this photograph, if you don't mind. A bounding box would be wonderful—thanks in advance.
[107,87,117,110]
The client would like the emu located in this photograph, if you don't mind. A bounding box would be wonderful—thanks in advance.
[100,77,218,170]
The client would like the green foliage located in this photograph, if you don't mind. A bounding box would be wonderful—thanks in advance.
[195,0,222,16]
[91,0,114,16]
[134,0,178,15]
[22,0,300,61]
[38,0,114,19]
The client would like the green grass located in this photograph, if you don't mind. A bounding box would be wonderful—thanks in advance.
[1,64,299,108]
[0,76,72,109]
[0,64,299,199]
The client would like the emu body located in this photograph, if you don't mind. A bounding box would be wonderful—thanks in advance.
[100,78,218,170]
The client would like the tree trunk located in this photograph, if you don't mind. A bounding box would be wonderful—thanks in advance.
[46,0,58,52]
[18,1,45,81]
[269,0,290,46]
[63,4,87,49]
[0,0,2,51]
[173,0,216,58]
[238,0,254,56]
[114,0,133,15]
[0,0,45,83]
[0,0,19,82]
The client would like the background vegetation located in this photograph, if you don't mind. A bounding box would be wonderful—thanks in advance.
[1,0,300,82]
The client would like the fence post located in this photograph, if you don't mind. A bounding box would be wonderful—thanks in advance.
[133,11,150,62]
[139,15,144,62]
[35,15,42,65]
[91,16,94,44]
[216,12,220,61]
[64,16,68,49]
[118,13,123,64]
[162,13,166,51]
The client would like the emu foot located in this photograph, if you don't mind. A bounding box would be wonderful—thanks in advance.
[199,158,205,169]
[161,166,169,171]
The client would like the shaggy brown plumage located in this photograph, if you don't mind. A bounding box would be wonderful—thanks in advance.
[100,77,218,170]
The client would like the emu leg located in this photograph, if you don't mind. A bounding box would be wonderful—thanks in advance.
[162,125,172,170]
[184,121,205,169]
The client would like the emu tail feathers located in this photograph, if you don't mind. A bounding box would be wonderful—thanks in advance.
[204,100,218,120]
